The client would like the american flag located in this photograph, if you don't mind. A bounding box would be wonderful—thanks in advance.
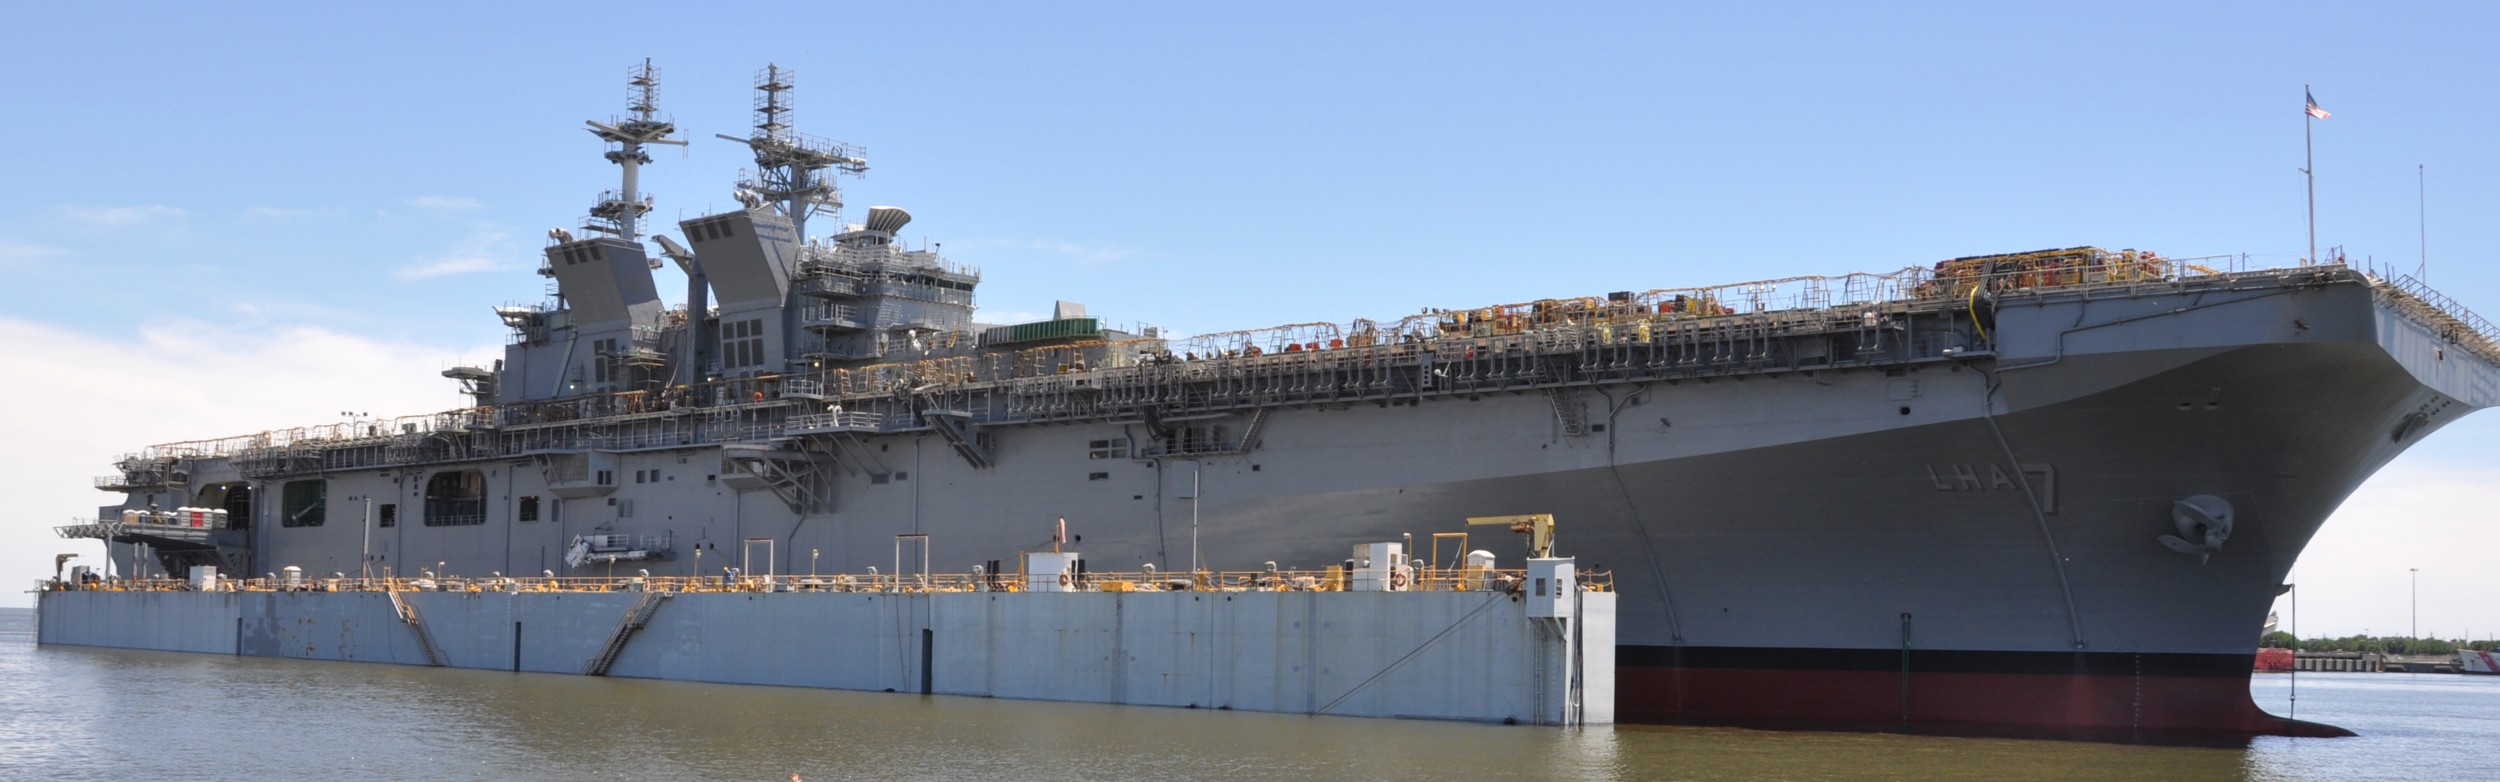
[2306,90,2332,119]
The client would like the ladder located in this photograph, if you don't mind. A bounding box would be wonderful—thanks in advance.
[1548,389,1591,437]
[922,408,993,469]
[584,590,672,676]
[385,590,448,667]
[1234,407,1273,453]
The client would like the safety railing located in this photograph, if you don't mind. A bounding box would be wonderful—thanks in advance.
[786,411,891,432]
[40,567,1615,597]
[121,253,2423,469]
[2380,273,2500,364]
[792,273,865,297]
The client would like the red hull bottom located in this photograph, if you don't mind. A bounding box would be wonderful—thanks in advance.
[1616,653,2353,741]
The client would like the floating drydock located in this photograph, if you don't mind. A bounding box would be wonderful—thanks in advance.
[38,557,1615,726]
[45,61,2500,739]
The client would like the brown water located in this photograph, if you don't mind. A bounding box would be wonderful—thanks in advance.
[3,609,2491,780]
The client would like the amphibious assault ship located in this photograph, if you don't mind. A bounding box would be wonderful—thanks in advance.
[51,63,2500,738]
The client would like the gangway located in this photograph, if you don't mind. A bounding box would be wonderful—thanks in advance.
[584,589,671,676]
[385,589,448,667]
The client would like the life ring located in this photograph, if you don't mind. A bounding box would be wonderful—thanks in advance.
[1058,571,1073,589]
[1390,567,1409,591]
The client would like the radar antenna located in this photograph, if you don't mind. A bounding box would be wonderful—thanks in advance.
[583,58,687,241]
[715,64,866,241]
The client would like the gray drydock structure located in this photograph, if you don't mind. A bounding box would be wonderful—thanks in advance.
[36,583,1615,726]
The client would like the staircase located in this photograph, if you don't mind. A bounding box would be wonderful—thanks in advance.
[584,590,671,676]
[385,590,448,667]
[922,408,993,469]
[1234,407,1274,452]
[719,445,832,513]
[1548,389,1591,437]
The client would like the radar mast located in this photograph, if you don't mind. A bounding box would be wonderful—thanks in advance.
[717,64,866,241]
[584,59,686,241]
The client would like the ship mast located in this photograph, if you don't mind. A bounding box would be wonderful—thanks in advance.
[718,64,866,240]
[584,59,686,241]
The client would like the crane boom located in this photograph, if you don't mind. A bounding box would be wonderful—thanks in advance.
[1464,514,1555,559]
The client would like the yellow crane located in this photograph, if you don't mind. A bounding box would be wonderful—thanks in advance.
[1466,514,1556,559]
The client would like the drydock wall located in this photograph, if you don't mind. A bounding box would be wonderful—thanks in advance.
[37,589,1614,725]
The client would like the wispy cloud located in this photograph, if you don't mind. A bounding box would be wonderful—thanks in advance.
[0,314,501,605]
[397,229,520,280]
[0,241,64,267]
[1027,239,1147,266]
[247,206,318,219]
[408,195,485,212]
[953,237,1151,267]
[60,204,187,228]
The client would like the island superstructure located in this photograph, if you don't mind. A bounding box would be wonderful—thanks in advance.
[59,62,2500,738]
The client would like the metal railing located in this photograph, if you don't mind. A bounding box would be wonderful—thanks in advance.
[2380,273,2500,364]
[120,254,2459,474]
[786,411,892,431]
[38,567,1615,596]
[800,303,870,329]
[792,274,863,297]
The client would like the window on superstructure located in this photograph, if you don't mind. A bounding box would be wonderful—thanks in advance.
[422,470,487,527]
[518,496,539,522]
[1087,438,1129,460]
[1160,425,1228,455]
[593,338,618,384]
[279,480,325,528]
[722,319,767,370]
[378,503,397,528]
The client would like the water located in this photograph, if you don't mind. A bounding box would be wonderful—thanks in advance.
[3,608,2491,781]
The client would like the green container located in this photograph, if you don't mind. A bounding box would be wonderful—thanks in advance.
[982,318,1102,346]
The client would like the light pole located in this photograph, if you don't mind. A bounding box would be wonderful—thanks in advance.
[360,496,373,582]
[2410,568,2418,641]
[1189,465,1201,579]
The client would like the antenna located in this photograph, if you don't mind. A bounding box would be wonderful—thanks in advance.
[2418,163,2428,283]
[583,58,688,241]
[714,64,867,241]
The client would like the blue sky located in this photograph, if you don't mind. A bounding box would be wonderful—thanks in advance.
[2,2,2494,635]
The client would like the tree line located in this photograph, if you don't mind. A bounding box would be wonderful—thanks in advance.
[2260,632,2500,655]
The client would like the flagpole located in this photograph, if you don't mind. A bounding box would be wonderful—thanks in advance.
[2304,83,2316,267]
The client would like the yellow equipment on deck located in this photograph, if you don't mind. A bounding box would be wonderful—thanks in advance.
[1466,514,1556,559]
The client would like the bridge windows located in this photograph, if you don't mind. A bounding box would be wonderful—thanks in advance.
[422,470,487,527]
[593,338,619,384]
[722,318,766,369]
[279,480,325,528]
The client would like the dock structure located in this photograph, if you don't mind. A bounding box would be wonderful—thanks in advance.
[36,565,1615,727]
